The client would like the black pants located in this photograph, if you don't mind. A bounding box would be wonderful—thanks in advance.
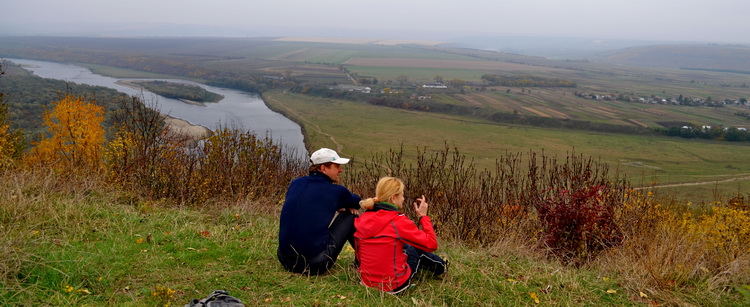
[277,211,356,275]
[389,244,447,294]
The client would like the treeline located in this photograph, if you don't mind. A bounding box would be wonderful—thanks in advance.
[133,81,223,103]
[488,112,652,135]
[206,76,287,94]
[368,97,430,111]
[656,126,750,142]
[481,74,577,87]
[288,84,372,100]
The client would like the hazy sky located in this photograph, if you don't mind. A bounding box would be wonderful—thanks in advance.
[3,0,749,44]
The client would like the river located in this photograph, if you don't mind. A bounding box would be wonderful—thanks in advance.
[7,58,307,158]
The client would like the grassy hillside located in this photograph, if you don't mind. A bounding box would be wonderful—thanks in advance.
[1,168,747,306]
[593,44,750,71]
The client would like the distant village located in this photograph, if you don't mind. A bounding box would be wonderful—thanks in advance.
[573,91,749,108]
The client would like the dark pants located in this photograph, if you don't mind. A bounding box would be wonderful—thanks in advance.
[277,211,356,275]
[389,244,447,294]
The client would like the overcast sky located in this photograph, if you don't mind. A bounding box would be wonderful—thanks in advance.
[2,0,749,44]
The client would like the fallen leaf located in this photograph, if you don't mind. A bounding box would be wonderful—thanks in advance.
[136,238,143,244]
[602,277,610,281]
[606,289,617,294]
[76,288,91,295]
[507,278,517,282]
[530,292,540,304]
[639,291,648,298]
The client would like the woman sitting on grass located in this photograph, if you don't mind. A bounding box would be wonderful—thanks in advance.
[354,176,447,294]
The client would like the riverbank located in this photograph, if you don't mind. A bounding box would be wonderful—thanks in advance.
[163,116,210,140]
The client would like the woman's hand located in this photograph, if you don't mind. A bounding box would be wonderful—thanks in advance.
[413,195,429,217]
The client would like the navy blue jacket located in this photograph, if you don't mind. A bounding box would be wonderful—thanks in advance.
[278,171,361,257]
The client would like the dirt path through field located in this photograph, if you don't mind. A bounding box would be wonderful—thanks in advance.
[636,174,750,189]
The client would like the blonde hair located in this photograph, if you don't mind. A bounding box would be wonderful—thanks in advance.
[360,177,405,210]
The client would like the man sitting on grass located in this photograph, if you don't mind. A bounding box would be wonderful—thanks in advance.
[277,148,361,275]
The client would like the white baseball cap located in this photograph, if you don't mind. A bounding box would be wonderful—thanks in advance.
[310,148,350,165]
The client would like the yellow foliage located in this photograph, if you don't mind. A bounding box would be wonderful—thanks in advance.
[0,121,10,167]
[26,94,106,172]
[0,100,23,168]
[682,205,750,261]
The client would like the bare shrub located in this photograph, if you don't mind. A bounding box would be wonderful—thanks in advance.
[346,144,629,255]
[105,95,305,207]
[191,124,305,209]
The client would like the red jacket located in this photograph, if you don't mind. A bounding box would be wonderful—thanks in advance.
[354,203,438,292]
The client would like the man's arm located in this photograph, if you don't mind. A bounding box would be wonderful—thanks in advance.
[337,186,361,210]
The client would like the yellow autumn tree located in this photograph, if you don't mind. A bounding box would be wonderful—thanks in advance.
[26,94,106,172]
[0,98,23,169]
[0,63,18,169]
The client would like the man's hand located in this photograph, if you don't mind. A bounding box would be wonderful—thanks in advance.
[338,207,360,215]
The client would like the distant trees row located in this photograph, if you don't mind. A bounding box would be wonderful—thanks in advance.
[368,97,429,111]
[656,126,750,142]
[488,112,651,135]
[481,74,577,87]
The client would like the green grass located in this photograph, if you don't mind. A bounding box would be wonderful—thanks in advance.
[649,178,750,204]
[4,172,742,306]
[263,90,750,201]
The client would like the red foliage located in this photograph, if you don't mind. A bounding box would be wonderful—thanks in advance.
[536,185,623,265]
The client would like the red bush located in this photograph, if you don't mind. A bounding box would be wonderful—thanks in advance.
[536,185,623,265]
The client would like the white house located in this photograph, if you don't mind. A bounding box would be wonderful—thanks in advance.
[422,83,448,89]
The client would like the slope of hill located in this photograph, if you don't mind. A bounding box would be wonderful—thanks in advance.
[593,44,750,72]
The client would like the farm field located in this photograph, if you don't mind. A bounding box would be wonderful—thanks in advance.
[430,89,750,128]
[263,89,750,203]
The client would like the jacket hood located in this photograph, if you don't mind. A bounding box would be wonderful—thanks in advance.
[356,203,401,237]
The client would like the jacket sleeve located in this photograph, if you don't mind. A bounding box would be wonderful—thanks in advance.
[393,215,438,252]
[336,186,361,210]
